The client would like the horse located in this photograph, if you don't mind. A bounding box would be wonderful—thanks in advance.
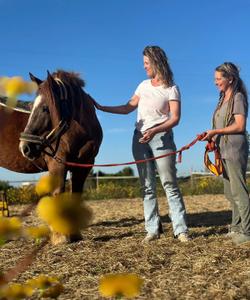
[19,70,103,244]
[0,98,47,173]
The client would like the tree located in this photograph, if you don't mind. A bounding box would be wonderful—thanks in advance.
[91,167,135,177]
[116,167,134,177]
[0,181,12,191]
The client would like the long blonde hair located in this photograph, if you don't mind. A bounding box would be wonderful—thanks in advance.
[213,62,248,129]
[143,46,174,87]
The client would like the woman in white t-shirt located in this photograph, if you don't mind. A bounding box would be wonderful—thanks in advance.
[93,46,189,243]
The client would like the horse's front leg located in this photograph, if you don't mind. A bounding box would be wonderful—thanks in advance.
[66,167,92,243]
[47,161,67,196]
[46,158,69,245]
[71,167,92,193]
[71,140,97,193]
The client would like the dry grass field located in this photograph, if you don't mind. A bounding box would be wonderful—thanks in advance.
[1,194,250,300]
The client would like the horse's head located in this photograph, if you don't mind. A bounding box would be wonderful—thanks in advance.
[19,71,71,161]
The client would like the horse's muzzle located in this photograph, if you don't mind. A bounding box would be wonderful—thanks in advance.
[19,141,42,161]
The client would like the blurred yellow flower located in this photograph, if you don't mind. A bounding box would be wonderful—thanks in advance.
[0,283,34,299]
[99,273,143,298]
[41,283,64,298]
[0,76,38,109]
[0,217,22,239]
[6,96,17,109]
[35,174,62,196]
[27,275,59,290]
[0,76,37,97]
[0,77,9,95]
[5,76,27,97]
[36,193,93,235]
[24,225,50,239]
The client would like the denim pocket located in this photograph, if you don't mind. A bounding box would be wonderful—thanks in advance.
[151,131,176,151]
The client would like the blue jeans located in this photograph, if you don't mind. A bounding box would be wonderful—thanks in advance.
[132,129,188,236]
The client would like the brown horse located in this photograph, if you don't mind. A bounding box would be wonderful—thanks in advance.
[0,100,47,173]
[18,70,103,243]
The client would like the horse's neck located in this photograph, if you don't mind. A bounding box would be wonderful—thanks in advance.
[72,96,100,136]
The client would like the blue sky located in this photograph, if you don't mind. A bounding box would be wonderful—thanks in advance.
[0,0,250,183]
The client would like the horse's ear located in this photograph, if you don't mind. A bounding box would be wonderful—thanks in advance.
[29,72,43,85]
[47,71,56,87]
[47,71,61,98]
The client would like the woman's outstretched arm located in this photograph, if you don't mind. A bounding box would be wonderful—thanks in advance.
[92,94,139,114]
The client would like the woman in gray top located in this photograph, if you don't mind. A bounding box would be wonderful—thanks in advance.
[202,62,249,245]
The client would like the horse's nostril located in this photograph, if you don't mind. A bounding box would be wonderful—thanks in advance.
[23,144,31,156]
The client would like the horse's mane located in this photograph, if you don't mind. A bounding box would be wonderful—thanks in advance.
[38,69,92,126]
[51,70,85,88]
[38,70,86,116]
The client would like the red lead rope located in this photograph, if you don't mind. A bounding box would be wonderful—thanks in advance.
[63,132,207,168]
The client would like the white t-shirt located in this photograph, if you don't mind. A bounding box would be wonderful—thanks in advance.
[134,79,181,132]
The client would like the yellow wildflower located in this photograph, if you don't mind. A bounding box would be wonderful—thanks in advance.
[35,174,62,196]
[0,77,9,95]
[0,76,37,109]
[6,96,17,109]
[24,225,50,239]
[99,273,143,298]
[27,275,59,290]
[36,196,57,224]
[0,76,37,97]
[0,283,34,299]
[41,283,64,298]
[36,193,93,235]
[5,76,27,97]
[0,217,22,239]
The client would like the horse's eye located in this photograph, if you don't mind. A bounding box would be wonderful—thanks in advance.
[42,106,49,113]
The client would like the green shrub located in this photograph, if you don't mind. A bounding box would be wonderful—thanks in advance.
[83,182,142,200]
[179,176,223,195]
[6,174,250,203]
[83,175,225,200]
[6,185,39,204]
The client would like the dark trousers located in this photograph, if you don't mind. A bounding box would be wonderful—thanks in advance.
[222,159,250,235]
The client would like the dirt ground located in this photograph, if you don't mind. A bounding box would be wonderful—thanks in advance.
[1,195,250,300]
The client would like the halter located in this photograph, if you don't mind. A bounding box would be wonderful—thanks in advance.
[20,78,70,158]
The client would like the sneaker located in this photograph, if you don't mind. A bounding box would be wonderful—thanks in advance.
[142,233,160,244]
[177,232,190,242]
[232,233,250,245]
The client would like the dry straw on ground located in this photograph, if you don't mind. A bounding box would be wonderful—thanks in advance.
[1,195,250,299]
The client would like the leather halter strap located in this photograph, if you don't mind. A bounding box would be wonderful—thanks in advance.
[19,78,70,158]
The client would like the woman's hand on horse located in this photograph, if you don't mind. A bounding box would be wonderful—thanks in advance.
[92,99,102,110]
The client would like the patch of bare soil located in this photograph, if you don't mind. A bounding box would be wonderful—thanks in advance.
[1,195,250,300]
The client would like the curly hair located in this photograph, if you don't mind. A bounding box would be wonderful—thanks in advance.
[143,46,174,87]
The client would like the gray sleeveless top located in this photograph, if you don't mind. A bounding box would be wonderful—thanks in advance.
[214,92,248,166]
